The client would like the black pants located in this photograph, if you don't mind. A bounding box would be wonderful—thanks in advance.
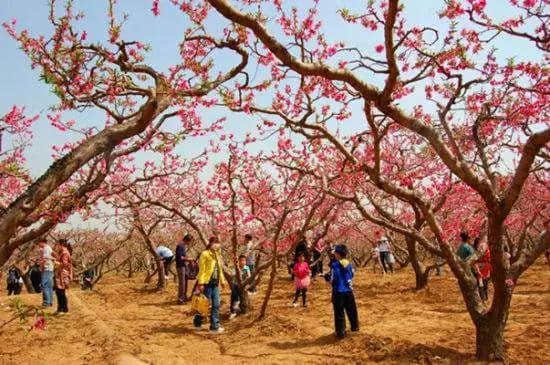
[247,264,256,292]
[479,278,489,301]
[55,288,68,312]
[31,273,42,293]
[7,283,22,295]
[293,288,307,306]
[230,284,245,313]
[332,291,359,337]
[82,278,93,290]
[379,252,393,273]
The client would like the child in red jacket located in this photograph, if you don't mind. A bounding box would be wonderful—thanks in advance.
[292,253,311,307]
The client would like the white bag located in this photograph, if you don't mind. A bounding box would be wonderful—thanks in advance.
[388,253,396,265]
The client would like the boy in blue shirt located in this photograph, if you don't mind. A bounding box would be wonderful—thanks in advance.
[325,244,359,338]
[229,255,251,320]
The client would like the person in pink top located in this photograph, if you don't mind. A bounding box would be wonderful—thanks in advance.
[292,253,311,307]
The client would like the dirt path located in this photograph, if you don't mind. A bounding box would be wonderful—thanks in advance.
[1,262,548,364]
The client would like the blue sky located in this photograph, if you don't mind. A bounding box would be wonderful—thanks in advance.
[0,0,542,229]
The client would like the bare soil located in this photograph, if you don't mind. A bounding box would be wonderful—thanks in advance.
[1,261,548,364]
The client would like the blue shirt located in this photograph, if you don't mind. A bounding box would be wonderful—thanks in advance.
[233,265,251,284]
[175,243,187,268]
[329,259,354,293]
[457,243,474,261]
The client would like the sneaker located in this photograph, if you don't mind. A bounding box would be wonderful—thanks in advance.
[229,313,237,320]
[210,327,225,334]
[302,304,307,308]
[292,302,298,308]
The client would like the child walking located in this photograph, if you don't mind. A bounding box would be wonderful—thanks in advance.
[292,253,311,307]
[325,244,359,338]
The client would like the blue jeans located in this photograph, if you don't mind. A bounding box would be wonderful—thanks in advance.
[41,270,54,306]
[204,284,220,330]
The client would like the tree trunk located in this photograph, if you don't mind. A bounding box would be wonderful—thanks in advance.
[406,236,429,290]
[258,257,276,320]
[475,314,507,361]
[239,288,252,314]
[472,215,513,361]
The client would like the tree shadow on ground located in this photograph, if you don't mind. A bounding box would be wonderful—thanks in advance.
[429,306,467,314]
[270,331,472,363]
[269,333,341,350]
[514,289,550,296]
[140,300,181,307]
[368,342,472,363]
[130,286,161,294]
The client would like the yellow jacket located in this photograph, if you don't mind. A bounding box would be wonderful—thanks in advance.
[197,249,227,287]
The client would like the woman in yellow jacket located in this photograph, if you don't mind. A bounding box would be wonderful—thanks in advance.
[195,236,227,333]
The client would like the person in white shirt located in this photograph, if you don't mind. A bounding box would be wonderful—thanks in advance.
[371,243,382,274]
[243,234,258,293]
[37,238,55,307]
[377,237,394,274]
[156,245,174,278]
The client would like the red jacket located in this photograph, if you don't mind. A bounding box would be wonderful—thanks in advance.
[476,249,491,279]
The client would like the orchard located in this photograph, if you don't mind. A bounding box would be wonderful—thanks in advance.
[0,0,548,364]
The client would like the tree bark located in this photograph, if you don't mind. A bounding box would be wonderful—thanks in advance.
[406,236,429,290]
[475,311,508,361]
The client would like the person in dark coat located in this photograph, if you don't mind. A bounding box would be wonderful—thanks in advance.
[311,245,323,277]
[29,263,42,293]
[176,234,194,304]
[82,268,94,290]
[6,266,23,295]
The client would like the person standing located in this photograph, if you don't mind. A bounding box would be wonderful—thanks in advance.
[377,237,394,274]
[292,253,311,307]
[38,238,55,308]
[29,262,42,293]
[456,231,475,261]
[311,245,323,278]
[325,244,359,338]
[54,239,73,314]
[244,234,258,293]
[6,266,23,295]
[82,268,94,290]
[176,234,193,304]
[156,245,174,279]
[195,236,227,334]
[473,238,491,301]
[371,243,381,274]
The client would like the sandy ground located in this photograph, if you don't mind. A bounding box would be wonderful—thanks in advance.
[0,261,548,365]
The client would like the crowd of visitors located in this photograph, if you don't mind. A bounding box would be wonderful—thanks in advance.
[1,227,510,339]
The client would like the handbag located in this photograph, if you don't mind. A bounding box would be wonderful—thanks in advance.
[388,253,396,264]
[191,293,210,317]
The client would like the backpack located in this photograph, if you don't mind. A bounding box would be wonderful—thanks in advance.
[186,260,199,280]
